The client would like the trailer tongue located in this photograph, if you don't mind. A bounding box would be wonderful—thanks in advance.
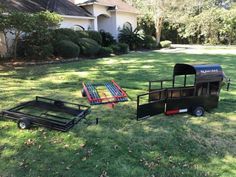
[137,63,230,120]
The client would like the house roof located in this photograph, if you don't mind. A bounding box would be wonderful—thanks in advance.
[79,0,139,14]
[0,0,93,17]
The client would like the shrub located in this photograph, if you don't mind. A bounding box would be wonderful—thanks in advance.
[160,40,172,48]
[77,38,101,56]
[98,47,113,57]
[40,44,54,58]
[118,26,144,50]
[54,40,80,58]
[110,45,120,55]
[99,30,116,47]
[143,35,157,49]
[16,39,26,58]
[118,43,129,54]
[25,44,54,59]
[51,28,78,44]
[17,42,54,59]
[87,31,102,44]
[76,31,89,38]
[111,43,129,55]
[17,29,55,59]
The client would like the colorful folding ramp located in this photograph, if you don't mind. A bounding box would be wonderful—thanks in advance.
[82,80,128,105]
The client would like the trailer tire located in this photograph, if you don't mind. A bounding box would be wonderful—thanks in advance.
[17,118,31,130]
[192,107,205,117]
[81,89,87,97]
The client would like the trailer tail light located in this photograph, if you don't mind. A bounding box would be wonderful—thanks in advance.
[165,108,188,115]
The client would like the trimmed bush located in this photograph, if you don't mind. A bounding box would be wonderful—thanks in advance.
[111,43,129,55]
[76,31,89,38]
[17,30,54,59]
[51,28,78,44]
[54,40,80,58]
[77,38,101,56]
[99,30,116,47]
[40,44,54,58]
[98,47,113,57]
[110,45,120,55]
[143,35,157,49]
[118,43,129,54]
[160,40,172,48]
[87,31,102,44]
[17,39,54,59]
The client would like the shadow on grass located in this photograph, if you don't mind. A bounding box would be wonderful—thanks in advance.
[0,51,235,177]
[1,103,235,177]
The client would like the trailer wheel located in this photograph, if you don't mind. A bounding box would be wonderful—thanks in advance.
[17,118,31,130]
[192,107,205,117]
[81,89,87,97]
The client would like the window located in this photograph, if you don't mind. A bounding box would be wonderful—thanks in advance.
[186,74,195,86]
[71,25,84,31]
[123,22,132,30]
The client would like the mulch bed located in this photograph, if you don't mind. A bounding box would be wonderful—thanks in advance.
[0,57,83,68]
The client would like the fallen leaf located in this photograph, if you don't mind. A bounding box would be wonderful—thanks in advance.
[100,170,108,177]
[64,144,69,148]
[24,139,35,146]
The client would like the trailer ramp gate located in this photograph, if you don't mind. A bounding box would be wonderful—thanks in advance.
[137,90,166,120]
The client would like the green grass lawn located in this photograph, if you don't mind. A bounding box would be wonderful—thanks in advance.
[0,50,235,177]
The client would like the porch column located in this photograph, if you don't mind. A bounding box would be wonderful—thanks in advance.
[93,17,98,31]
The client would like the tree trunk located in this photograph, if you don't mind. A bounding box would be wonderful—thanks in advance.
[13,32,20,59]
[229,30,233,45]
[155,16,163,45]
[3,31,10,55]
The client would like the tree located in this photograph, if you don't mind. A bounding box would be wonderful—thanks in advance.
[8,12,36,58]
[0,13,10,56]
[125,0,199,44]
[126,0,236,44]
[118,26,144,50]
[0,11,61,58]
[219,9,236,44]
[137,14,156,36]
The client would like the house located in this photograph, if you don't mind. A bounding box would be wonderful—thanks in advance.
[0,0,138,56]
[70,0,139,38]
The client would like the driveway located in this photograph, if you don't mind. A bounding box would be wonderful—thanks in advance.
[158,44,236,55]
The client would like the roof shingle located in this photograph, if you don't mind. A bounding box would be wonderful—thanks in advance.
[0,0,93,17]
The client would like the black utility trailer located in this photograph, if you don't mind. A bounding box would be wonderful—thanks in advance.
[1,97,91,131]
[137,63,230,120]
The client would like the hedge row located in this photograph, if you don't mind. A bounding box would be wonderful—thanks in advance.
[18,29,129,59]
